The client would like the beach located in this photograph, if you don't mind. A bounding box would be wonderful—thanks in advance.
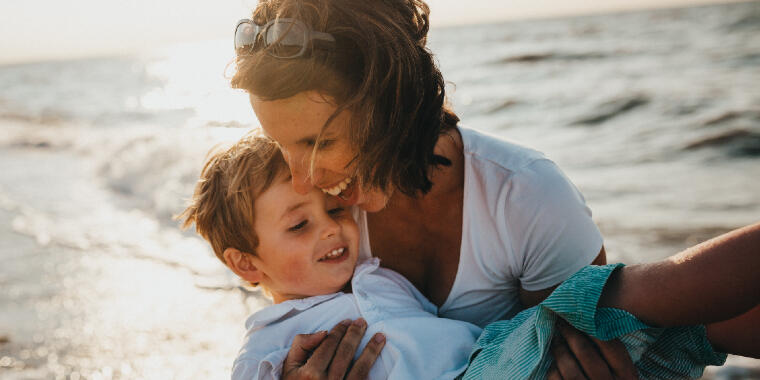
[1,1,759,378]
[0,136,271,379]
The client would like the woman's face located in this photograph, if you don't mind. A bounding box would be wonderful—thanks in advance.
[250,91,390,212]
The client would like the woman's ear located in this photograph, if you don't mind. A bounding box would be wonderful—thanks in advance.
[223,247,263,285]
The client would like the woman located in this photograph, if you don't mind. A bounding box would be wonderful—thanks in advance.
[230,0,635,378]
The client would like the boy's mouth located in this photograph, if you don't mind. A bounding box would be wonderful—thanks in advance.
[318,247,347,262]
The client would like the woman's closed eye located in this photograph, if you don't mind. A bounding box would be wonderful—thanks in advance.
[304,138,334,150]
[288,220,308,232]
[328,207,346,217]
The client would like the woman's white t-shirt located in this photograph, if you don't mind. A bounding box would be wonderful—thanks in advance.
[356,126,603,327]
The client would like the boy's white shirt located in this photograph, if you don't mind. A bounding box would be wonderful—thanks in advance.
[231,258,482,380]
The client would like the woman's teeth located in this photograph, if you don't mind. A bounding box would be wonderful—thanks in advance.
[319,247,345,261]
[322,178,352,196]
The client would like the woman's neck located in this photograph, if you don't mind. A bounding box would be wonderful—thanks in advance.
[365,128,465,306]
[389,128,464,211]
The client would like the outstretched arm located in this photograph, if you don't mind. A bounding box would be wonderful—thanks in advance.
[598,222,760,356]
[599,222,760,326]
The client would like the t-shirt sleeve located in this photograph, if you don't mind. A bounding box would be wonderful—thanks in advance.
[506,158,603,291]
[231,348,289,380]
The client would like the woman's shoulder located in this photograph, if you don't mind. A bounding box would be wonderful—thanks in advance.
[458,125,547,174]
[457,126,587,216]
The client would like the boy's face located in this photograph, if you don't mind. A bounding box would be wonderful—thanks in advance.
[252,173,360,303]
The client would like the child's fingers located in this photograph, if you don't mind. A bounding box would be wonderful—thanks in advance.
[589,336,638,380]
[346,332,386,380]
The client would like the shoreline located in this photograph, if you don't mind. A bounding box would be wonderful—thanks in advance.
[0,145,267,379]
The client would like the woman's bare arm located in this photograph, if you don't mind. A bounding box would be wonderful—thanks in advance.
[706,304,760,357]
[597,222,760,357]
[598,222,760,327]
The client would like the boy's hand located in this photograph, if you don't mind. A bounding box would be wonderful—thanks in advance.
[282,318,386,380]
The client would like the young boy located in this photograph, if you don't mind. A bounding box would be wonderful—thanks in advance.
[180,132,758,380]
[178,132,481,379]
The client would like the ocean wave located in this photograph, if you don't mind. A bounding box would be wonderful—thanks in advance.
[683,129,760,157]
[570,95,650,126]
[94,126,249,225]
[602,223,738,248]
[701,110,760,127]
[0,121,83,150]
[492,51,610,65]
[0,124,248,295]
[97,134,209,223]
[0,123,248,226]
[483,99,520,114]
[724,6,760,31]
[0,110,71,125]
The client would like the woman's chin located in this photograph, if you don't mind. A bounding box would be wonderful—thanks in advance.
[356,192,390,212]
[335,180,390,212]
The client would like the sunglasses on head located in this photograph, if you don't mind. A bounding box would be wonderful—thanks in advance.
[234,18,336,59]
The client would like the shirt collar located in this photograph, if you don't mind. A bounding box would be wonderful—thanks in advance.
[244,257,381,330]
[245,292,344,330]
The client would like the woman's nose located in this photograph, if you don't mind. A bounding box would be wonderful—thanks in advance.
[283,150,312,195]
[291,172,312,195]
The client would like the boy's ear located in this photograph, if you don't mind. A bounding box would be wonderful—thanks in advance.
[223,247,263,284]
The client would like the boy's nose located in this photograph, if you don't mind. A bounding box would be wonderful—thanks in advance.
[320,218,340,240]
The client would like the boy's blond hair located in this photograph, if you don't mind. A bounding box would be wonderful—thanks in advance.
[178,131,289,264]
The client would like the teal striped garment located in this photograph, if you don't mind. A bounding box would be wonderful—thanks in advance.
[462,264,726,380]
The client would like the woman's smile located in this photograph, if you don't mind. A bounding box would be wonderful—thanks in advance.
[321,177,352,196]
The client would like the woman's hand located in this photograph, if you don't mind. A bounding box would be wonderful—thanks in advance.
[282,318,386,380]
[548,319,637,380]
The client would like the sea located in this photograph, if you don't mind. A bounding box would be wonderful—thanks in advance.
[1,1,759,379]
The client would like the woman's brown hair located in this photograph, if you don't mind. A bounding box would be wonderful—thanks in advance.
[231,0,459,196]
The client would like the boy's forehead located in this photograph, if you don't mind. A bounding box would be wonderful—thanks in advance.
[258,178,326,219]
[257,180,304,219]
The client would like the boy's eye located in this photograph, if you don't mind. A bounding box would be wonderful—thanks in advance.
[288,220,308,232]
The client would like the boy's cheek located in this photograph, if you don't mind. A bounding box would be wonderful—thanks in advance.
[343,220,361,250]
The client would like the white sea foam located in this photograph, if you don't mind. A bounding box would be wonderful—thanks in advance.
[0,123,252,291]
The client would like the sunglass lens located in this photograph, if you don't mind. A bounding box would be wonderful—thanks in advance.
[265,21,307,58]
[235,22,258,50]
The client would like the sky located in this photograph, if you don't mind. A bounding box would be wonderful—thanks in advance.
[0,0,748,65]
